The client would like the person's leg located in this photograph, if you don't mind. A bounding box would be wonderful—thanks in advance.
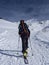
[21,38,29,58]
[26,38,28,49]
[22,38,24,53]
[22,38,26,53]
[23,38,28,58]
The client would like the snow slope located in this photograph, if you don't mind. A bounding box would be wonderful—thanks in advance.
[0,19,49,65]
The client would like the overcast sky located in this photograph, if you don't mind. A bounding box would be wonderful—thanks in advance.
[0,0,49,22]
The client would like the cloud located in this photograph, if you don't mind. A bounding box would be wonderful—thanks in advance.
[0,0,49,22]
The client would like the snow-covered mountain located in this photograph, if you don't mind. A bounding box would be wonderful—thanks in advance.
[0,19,49,65]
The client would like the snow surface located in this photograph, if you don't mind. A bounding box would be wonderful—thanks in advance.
[0,19,49,65]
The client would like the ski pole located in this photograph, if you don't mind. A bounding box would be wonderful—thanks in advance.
[18,35,20,49]
[17,35,20,54]
[29,37,33,56]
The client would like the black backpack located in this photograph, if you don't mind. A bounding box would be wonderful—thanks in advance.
[18,23,30,37]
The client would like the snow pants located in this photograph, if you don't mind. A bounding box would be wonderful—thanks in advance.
[21,37,28,53]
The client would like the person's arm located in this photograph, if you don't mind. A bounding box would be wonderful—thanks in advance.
[18,25,24,36]
[18,25,20,35]
[25,23,28,28]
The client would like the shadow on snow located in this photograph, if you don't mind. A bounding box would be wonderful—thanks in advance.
[0,49,23,58]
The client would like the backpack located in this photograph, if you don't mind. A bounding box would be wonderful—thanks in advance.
[18,23,30,38]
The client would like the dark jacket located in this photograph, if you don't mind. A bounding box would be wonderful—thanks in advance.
[18,23,30,38]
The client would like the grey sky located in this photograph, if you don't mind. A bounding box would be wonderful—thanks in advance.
[0,0,49,22]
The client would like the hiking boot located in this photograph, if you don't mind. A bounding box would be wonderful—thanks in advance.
[23,52,27,59]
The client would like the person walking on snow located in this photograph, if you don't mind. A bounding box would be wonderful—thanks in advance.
[18,20,30,58]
